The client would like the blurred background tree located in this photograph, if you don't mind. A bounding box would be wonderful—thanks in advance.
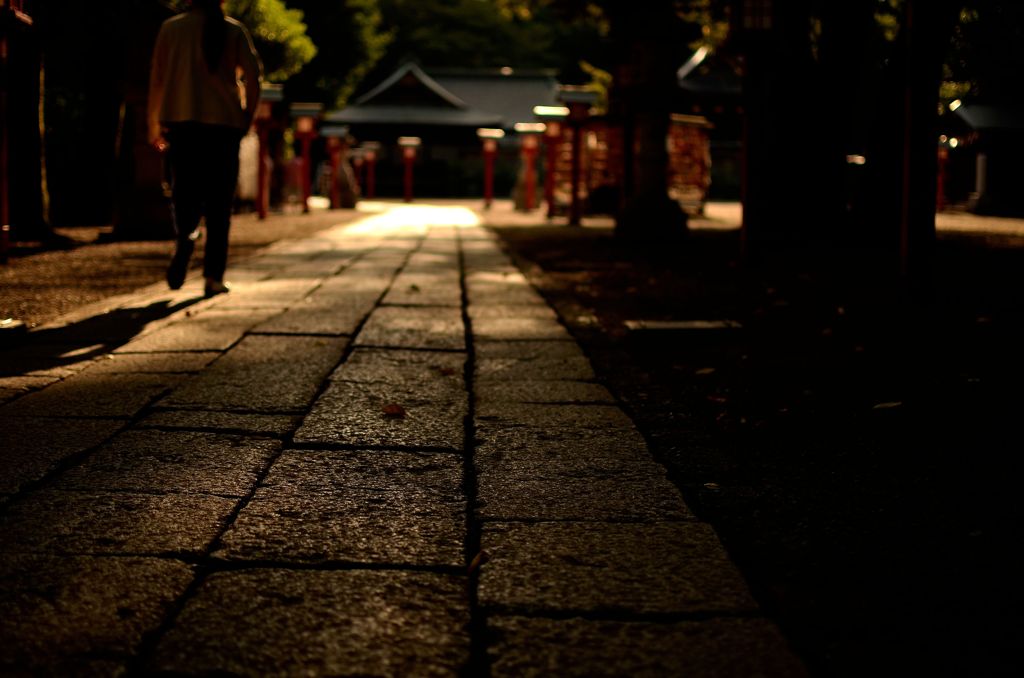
[357,0,610,89]
[224,0,316,81]
[282,0,392,108]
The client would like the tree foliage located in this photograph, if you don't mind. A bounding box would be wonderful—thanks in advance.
[283,0,393,108]
[944,1,1024,106]
[366,0,609,85]
[224,0,316,81]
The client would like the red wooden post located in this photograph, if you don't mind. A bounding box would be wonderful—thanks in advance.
[366,151,377,198]
[543,120,562,217]
[515,123,545,211]
[483,140,496,208]
[363,142,379,199]
[351,151,364,196]
[533,107,569,218]
[327,137,342,208]
[936,142,950,212]
[569,122,583,225]
[290,102,323,214]
[477,128,504,210]
[398,136,421,203]
[254,84,281,220]
[558,89,596,226]
[299,135,313,212]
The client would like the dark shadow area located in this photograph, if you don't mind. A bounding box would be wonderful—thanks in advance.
[0,298,202,373]
[494,224,1024,676]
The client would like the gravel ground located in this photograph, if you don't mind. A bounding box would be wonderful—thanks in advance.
[0,208,363,328]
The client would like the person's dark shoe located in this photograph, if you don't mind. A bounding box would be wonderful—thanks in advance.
[203,279,231,298]
[166,242,194,290]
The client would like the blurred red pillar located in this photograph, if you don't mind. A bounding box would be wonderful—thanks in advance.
[477,128,503,209]
[361,141,379,199]
[516,123,544,211]
[541,119,564,217]
[558,89,595,226]
[253,85,282,220]
[290,103,323,214]
[399,136,421,203]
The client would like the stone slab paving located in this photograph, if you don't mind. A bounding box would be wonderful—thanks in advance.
[475,339,597,381]
[82,351,221,374]
[137,409,300,436]
[332,347,466,385]
[0,489,236,556]
[355,305,466,351]
[0,205,803,675]
[216,449,465,567]
[0,416,126,494]
[115,309,279,353]
[205,277,322,311]
[384,268,463,307]
[487,616,807,677]
[57,430,280,498]
[476,474,693,522]
[158,335,348,413]
[150,569,470,676]
[461,221,803,673]
[293,379,467,450]
[0,372,182,419]
[0,554,194,676]
[478,522,757,616]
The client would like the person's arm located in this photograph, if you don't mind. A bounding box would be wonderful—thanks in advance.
[237,24,263,130]
[147,26,169,151]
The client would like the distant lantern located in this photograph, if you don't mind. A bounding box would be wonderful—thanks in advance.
[515,122,545,151]
[289,102,323,213]
[398,136,421,160]
[557,87,599,226]
[291,102,323,134]
[361,141,381,199]
[477,128,505,209]
[477,127,505,154]
[533,105,569,218]
[256,83,283,123]
[397,137,422,202]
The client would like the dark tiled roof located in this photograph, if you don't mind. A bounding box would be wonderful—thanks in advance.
[353,63,467,109]
[433,71,561,128]
[329,63,560,130]
[326,105,502,127]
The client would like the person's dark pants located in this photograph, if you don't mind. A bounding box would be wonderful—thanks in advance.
[166,123,242,282]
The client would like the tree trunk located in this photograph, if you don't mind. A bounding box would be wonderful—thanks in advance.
[609,0,687,243]
[898,0,960,285]
[3,7,50,242]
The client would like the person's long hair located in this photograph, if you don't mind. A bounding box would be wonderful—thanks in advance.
[192,0,226,74]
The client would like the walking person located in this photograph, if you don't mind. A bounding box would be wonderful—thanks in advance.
[147,0,262,296]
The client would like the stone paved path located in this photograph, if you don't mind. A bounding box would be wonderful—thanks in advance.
[0,204,804,676]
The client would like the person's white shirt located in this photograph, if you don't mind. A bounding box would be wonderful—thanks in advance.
[147,8,262,147]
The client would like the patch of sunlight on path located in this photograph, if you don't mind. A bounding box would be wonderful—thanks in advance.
[344,202,481,237]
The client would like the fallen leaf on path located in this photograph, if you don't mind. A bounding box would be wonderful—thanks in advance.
[435,366,457,377]
[382,403,407,418]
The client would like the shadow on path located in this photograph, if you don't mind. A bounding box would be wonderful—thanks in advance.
[0,298,202,374]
